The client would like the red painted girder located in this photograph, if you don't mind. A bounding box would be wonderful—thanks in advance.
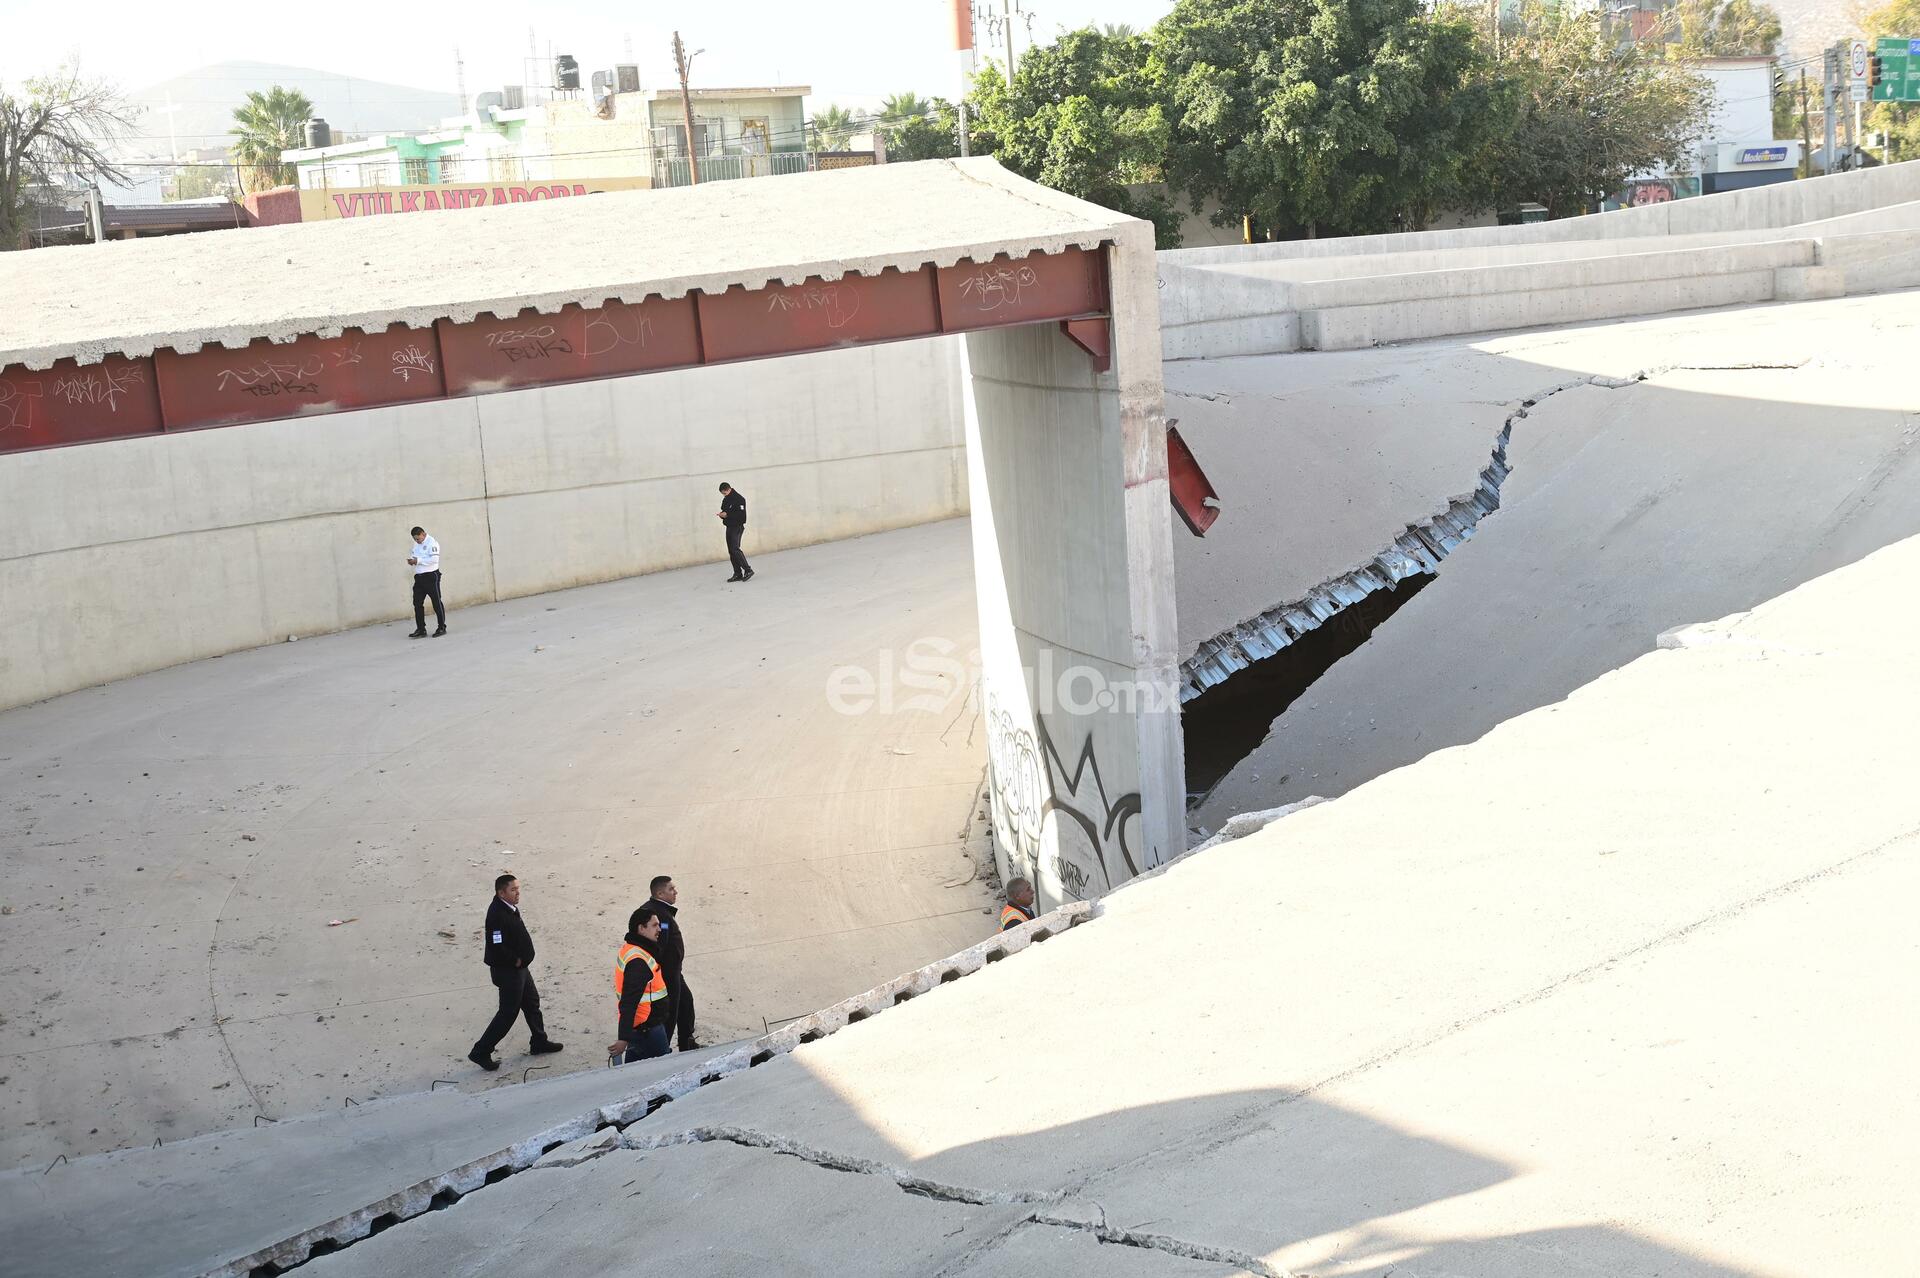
[437,297,701,396]
[696,265,940,363]
[0,354,163,453]
[936,249,1109,332]
[1167,421,1221,537]
[154,326,445,430]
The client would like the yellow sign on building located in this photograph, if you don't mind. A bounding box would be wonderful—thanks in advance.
[298,177,652,221]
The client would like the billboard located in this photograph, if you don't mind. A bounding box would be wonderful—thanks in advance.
[297,176,653,221]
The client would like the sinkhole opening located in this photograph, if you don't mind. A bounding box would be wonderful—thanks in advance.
[1182,573,1434,810]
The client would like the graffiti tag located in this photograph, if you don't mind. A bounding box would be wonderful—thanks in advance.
[959,264,1040,312]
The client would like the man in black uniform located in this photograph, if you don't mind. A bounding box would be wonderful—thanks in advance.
[469,873,563,1070]
[644,875,700,1051]
[717,482,753,582]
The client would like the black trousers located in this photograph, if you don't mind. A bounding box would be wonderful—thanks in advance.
[475,965,547,1055]
[670,977,697,1050]
[725,525,751,575]
[413,570,445,630]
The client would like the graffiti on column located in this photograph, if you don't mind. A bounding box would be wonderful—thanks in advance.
[985,699,1144,901]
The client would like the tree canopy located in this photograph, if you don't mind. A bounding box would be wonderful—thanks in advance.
[229,85,313,192]
[966,28,1178,244]
[1152,0,1495,238]
[1661,0,1783,57]
[809,104,856,151]
[1480,1,1715,217]
[877,93,961,162]
[0,63,134,250]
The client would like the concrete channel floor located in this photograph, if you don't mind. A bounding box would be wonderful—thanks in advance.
[0,518,994,1171]
[289,530,1920,1278]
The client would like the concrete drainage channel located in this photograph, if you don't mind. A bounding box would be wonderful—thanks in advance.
[227,904,1091,1278]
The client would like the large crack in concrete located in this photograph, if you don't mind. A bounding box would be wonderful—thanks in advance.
[1178,361,1809,703]
[217,905,1091,1276]
[646,1123,1296,1278]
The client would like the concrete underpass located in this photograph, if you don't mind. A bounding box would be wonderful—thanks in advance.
[5,160,1919,1277]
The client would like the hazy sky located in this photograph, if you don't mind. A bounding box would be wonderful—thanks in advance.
[3,0,1178,137]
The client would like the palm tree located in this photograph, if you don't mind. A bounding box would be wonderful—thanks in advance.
[810,104,856,152]
[229,85,314,192]
[879,92,934,132]
[1101,23,1140,39]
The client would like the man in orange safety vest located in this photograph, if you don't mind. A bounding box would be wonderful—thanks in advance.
[999,877,1036,931]
[609,906,672,1064]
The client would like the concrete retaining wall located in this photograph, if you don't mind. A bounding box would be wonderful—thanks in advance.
[1160,161,1920,269]
[0,339,967,709]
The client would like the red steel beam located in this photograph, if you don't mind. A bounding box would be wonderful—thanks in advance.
[0,245,1111,455]
[0,355,163,449]
[438,297,701,395]
[154,326,446,431]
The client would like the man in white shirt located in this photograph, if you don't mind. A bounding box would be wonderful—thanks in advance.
[407,525,447,638]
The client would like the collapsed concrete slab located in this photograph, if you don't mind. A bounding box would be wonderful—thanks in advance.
[1193,289,1920,827]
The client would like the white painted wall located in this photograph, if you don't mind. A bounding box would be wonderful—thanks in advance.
[0,339,966,709]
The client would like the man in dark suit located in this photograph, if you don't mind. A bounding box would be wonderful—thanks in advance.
[717,482,753,582]
[469,873,563,1070]
[644,875,700,1051]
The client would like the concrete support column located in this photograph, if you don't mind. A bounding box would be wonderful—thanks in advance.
[965,227,1184,908]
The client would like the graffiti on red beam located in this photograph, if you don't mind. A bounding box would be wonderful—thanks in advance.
[0,354,163,446]
[154,326,446,430]
[438,298,701,395]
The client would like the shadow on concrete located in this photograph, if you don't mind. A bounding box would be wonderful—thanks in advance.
[277,1073,1760,1277]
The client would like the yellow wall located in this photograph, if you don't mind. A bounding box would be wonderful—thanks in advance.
[298,176,652,221]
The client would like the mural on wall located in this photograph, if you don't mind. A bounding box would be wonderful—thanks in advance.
[1608,176,1703,210]
[986,697,1145,902]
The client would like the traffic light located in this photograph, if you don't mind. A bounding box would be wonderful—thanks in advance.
[1868,54,1883,88]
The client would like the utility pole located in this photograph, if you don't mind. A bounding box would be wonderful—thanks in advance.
[1798,69,1814,179]
[1822,44,1839,176]
[1003,1,1019,81]
[673,32,701,185]
[454,46,469,116]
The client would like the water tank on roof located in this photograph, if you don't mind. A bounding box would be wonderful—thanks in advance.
[555,54,580,90]
[304,117,331,149]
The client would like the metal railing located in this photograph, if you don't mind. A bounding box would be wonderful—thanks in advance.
[651,150,817,189]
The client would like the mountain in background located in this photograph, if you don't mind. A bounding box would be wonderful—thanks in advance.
[1769,0,1861,62]
[126,60,459,154]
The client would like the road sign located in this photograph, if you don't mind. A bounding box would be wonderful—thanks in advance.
[1851,38,1869,79]
[1871,36,1920,101]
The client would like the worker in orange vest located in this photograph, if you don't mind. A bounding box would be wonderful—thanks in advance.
[999,876,1036,931]
[608,906,672,1064]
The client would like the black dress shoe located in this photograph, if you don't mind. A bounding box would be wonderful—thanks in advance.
[726,573,743,582]
[468,1048,500,1071]
[530,1039,564,1055]
[741,569,754,581]
[432,627,447,637]
[408,629,428,639]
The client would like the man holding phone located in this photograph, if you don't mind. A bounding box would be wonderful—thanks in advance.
[407,525,447,638]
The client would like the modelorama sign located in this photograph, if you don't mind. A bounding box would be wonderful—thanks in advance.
[298,177,653,221]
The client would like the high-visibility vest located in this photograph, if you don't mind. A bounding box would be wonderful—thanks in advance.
[999,902,1035,931]
[614,942,669,1028]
